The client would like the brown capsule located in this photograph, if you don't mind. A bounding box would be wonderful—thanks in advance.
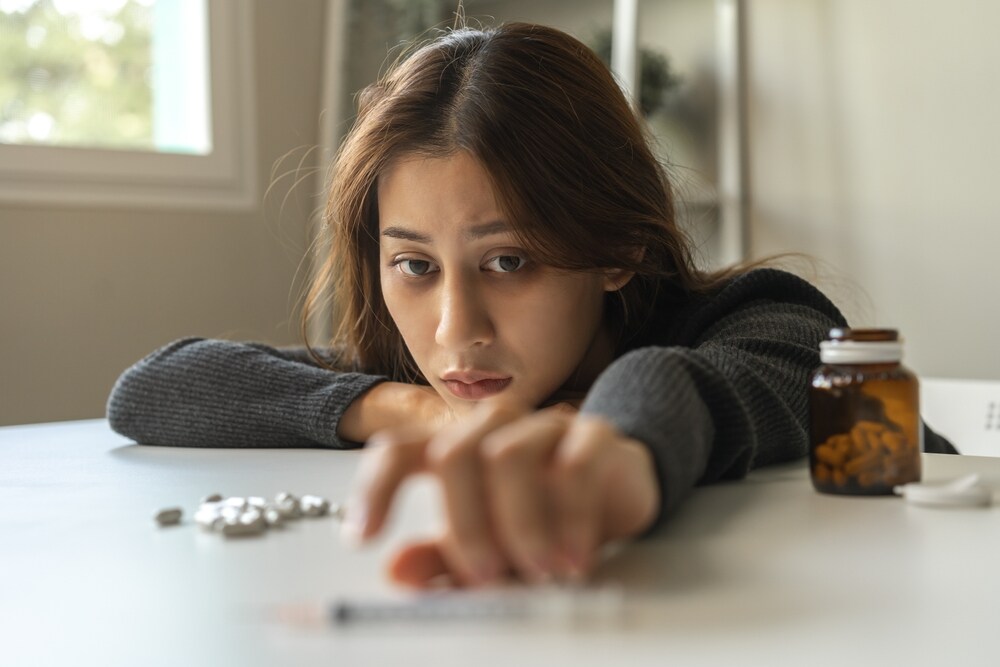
[154,507,183,526]
[815,444,845,467]
[855,420,886,434]
[831,434,851,454]
[849,425,874,453]
[814,464,832,483]
[845,451,881,477]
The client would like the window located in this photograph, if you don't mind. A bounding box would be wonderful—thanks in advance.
[0,0,256,209]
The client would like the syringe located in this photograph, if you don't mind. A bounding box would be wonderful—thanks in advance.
[274,585,625,628]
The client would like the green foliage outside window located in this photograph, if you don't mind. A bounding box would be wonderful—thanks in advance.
[0,0,154,150]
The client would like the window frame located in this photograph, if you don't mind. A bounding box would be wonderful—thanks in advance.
[0,0,257,210]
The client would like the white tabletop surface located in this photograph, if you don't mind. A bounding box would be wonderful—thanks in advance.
[2,418,999,667]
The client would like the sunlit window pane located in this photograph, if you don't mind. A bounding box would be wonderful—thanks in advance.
[0,0,211,155]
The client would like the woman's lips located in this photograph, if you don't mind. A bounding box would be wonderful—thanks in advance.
[443,377,512,400]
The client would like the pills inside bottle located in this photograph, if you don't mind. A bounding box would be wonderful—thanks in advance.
[809,328,922,495]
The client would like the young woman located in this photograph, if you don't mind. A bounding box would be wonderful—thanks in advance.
[107,22,954,588]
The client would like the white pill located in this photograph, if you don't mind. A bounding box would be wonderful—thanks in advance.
[224,496,247,509]
[276,497,301,519]
[301,495,330,517]
[194,501,223,526]
[154,507,183,526]
[264,508,284,527]
[201,493,223,503]
[240,507,264,527]
[247,496,267,509]
[220,506,243,522]
[194,505,220,521]
[219,508,265,535]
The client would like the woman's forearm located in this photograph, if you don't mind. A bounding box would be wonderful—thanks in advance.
[337,382,449,444]
[108,338,386,448]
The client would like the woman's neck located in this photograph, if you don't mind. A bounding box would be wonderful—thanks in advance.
[561,322,616,395]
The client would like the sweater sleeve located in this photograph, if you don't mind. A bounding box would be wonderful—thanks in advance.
[106,338,388,449]
[580,284,841,530]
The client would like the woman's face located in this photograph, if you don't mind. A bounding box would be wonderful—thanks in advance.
[377,151,620,412]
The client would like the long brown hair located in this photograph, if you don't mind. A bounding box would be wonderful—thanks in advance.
[304,22,738,381]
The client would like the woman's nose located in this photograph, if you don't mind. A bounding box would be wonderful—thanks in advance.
[435,275,494,350]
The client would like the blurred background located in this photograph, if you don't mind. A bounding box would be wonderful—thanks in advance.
[1,0,997,426]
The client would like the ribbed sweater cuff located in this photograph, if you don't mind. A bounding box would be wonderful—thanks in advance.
[307,374,388,448]
[580,347,715,532]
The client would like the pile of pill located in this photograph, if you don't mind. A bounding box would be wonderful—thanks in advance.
[153,492,344,538]
[813,419,918,491]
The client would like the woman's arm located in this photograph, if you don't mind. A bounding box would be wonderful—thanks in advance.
[106,337,404,448]
[338,294,832,586]
[581,275,844,529]
[343,294,828,584]
[338,381,451,443]
[340,271,870,585]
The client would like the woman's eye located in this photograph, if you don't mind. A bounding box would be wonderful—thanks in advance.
[485,254,527,273]
[397,259,436,276]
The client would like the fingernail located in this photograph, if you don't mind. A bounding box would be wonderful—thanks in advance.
[340,502,368,547]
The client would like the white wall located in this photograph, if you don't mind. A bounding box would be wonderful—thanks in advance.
[746,0,1000,379]
[0,1,327,425]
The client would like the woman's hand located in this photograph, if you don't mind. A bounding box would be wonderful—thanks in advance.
[342,402,660,588]
[337,382,453,443]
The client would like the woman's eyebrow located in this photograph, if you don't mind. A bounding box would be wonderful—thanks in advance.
[380,220,511,243]
[464,220,510,241]
[381,226,431,243]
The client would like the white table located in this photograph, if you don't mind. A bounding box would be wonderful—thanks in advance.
[2,419,999,667]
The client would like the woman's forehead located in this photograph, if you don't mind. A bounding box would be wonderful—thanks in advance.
[377,151,508,237]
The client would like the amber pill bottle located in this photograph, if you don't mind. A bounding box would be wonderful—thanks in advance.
[809,328,922,495]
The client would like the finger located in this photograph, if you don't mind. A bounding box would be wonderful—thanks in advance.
[542,401,580,416]
[481,409,571,582]
[426,406,524,585]
[387,538,454,589]
[344,427,429,543]
[541,390,586,410]
[549,417,608,580]
[388,537,518,589]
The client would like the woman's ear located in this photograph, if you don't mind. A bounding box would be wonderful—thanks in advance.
[603,246,643,291]
[602,268,635,292]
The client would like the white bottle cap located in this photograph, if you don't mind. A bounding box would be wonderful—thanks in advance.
[820,339,903,364]
[894,474,993,508]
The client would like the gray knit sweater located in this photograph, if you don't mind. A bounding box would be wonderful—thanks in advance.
[106,269,954,528]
